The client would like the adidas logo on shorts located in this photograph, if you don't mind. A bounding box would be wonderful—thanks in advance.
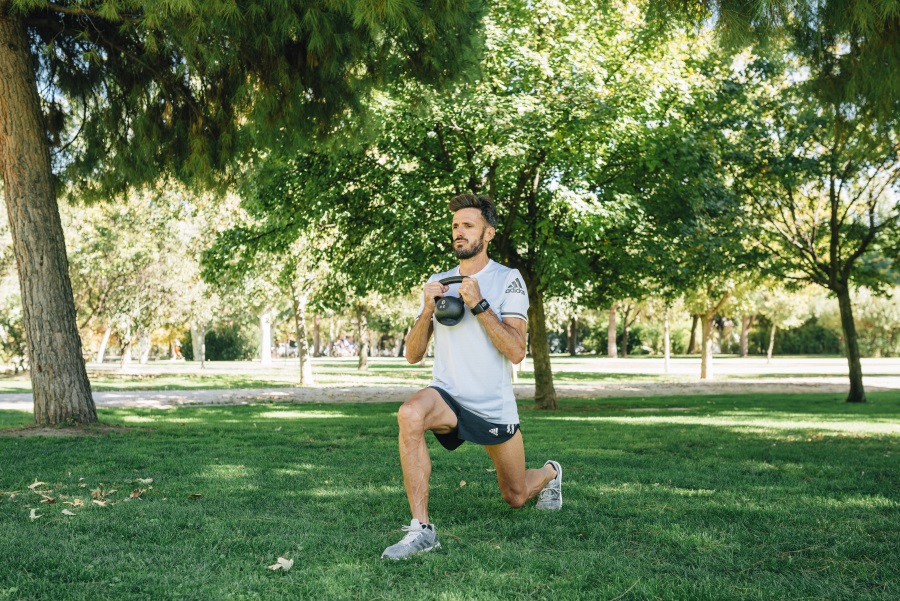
[489,428,499,436]
[505,277,526,296]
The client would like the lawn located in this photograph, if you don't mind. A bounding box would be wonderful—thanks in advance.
[1,392,898,600]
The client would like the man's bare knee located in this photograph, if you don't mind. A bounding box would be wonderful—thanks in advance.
[398,400,427,432]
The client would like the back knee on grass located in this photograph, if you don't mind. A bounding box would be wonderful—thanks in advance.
[501,489,528,508]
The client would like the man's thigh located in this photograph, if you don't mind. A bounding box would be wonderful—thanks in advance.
[401,387,459,435]
[484,430,526,490]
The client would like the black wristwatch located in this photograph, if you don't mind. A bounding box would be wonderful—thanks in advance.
[471,298,490,316]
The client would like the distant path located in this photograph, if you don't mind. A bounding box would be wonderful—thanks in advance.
[2,376,898,411]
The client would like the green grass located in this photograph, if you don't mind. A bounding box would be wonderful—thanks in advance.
[1,392,898,600]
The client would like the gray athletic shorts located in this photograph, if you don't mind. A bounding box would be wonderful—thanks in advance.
[430,386,520,450]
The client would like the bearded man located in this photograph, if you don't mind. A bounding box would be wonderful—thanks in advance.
[381,193,562,560]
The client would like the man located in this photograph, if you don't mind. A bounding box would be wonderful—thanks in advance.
[381,193,561,560]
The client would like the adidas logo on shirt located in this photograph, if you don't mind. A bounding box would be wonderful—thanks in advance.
[505,277,526,296]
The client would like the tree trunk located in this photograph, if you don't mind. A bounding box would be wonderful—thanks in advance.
[312,313,321,357]
[836,285,866,403]
[0,15,96,425]
[138,332,151,364]
[687,314,700,354]
[568,315,578,356]
[293,293,314,385]
[528,285,557,410]
[357,306,369,371]
[96,326,112,364]
[191,322,207,367]
[621,304,631,359]
[327,317,336,357]
[700,314,714,380]
[607,302,618,358]
[740,315,754,358]
[120,332,133,369]
[663,309,671,374]
[260,310,272,366]
[766,322,777,364]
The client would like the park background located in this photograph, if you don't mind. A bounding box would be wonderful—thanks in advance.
[1,0,898,599]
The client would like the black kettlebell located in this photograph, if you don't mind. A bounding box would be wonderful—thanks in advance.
[434,276,466,326]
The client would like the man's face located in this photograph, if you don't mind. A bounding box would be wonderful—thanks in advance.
[452,208,494,260]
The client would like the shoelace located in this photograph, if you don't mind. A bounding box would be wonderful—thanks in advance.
[539,487,560,502]
[399,524,426,545]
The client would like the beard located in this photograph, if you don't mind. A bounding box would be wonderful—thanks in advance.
[453,231,486,260]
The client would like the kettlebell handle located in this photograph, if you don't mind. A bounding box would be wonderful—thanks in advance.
[438,276,466,286]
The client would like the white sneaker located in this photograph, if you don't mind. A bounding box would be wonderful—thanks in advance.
[381,519,441,560]
[536,460,562,510]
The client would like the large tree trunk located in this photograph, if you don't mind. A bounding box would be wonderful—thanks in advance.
[138,332,151,364]
[621,304,631,359]
[292,293,314,385]
[0,14,96,425]
[607,302,618,358]
[740,315,754,358]
[836,285,866,403]
[766,322,777,364]
[356,306,369,371]
[687,314,700,354]
[528,285,557,410]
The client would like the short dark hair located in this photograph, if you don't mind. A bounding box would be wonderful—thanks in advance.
[448,193,498,228]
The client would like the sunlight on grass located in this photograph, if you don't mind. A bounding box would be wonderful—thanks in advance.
[258,411,349,419]
[120,415,156,423]
[200,464,251,480]
[545,414,900,435]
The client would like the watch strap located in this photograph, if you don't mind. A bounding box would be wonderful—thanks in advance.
[471,298,490,316]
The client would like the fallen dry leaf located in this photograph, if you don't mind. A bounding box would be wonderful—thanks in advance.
[61,509,76,516]
[64,499,85,508]
[130,489,145,499]
[40,495,56,505]
[29,509,42,520]
[28,481,46,491]
[136,478,153,485]
[92,499,107,507]
[267,557,293,572]
[459,480,467,487]
[274,426,282,432]
[90,488,103,500]
[187,494,203,500]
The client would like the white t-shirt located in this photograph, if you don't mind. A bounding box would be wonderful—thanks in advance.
[418,259,529,424]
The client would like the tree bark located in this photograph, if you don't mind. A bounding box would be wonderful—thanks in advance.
[312,313,321,357]
[740,314,754,358]
[528,285,557,409]
[259,310,272,366]
[687,314,700,354]
[836,285,866,403]
[663,309,671,374]
[356,306,369,371]
[292,293,314,385]
[96,326,112,363]
[568,315,578,356]
[700,314,714,380]
[621,304,631,359]
[0,14,96,425]
[138,332,151,364]
[191,322,207,367]
[607,302,618,358]
[766,322,777,364]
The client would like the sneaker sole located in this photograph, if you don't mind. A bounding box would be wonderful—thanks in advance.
[382,542,441,560]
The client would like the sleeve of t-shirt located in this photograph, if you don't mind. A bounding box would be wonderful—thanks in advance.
[498,269,529,322]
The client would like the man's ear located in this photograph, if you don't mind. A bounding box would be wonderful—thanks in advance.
[485,226,496,242]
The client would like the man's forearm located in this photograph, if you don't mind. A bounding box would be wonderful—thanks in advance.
[476,311,526,364]
[405,313,434,364]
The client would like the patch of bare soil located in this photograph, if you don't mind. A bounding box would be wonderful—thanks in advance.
[0,423,131,437]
